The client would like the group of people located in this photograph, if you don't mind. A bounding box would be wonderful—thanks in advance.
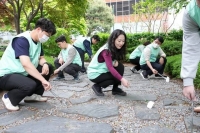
[129,36,167,80]
[0,0,200,112]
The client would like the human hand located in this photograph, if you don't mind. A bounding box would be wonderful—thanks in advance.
[151,68,158,74]
[59,58,64,65]
[121,78,130,88]
[42,80,51,91]
[41,63,49,75]
[54,69,60,75]
[183,85,196,101]
[113,60,118,67]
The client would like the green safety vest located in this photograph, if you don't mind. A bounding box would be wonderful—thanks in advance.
[73,37,91,51]
[129,45,145,59]
[140,44,160,65]
[0,31,41,76]
[61,44,82,66]
[87,44,114,79]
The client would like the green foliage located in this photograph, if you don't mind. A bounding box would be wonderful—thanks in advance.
[165,54,200,89]
[165,54,181,78]
[161,40,182,56]
[86,0,114,36]
[0,51,4,58]
[42,28,69,57]
[44,55,55,69]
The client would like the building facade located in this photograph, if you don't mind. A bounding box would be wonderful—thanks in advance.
[104,0,183,33]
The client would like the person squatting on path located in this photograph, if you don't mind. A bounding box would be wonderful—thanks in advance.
[181,0,200,112]
[53,35,82,82]
[73,35,100,73]
[139,36,167,79]
[0,18,56,111]
[87,29,130,96]
[129,41,151,73]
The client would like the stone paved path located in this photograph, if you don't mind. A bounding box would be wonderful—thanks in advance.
[0,64,200,133]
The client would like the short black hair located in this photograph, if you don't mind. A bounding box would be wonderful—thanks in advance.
[154,36,164,44]
[55,35,66,43]
[35,18,56,36]
[143,41,151,46]
[92,35,100,42]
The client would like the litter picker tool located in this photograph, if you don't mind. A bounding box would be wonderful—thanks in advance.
[157,73,170,82]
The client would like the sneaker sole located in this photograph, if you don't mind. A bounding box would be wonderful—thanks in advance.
[112,92,127,96]
[24,99,47,103]
[92,86,104,96]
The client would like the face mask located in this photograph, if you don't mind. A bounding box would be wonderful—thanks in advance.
[38,31,49,43]
[152,43,159,49]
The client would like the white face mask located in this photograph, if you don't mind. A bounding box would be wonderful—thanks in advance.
[39,34,49,43]
[38,30,49,43]
[152,43,160,49]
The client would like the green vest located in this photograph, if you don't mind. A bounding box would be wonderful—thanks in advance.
[61,44,82,66]
[87,44,114,79]
[0,31,41,76]
[140,44,160,65]
[73,37,91,51]
[187,0,200,27]
[129,45,145,59]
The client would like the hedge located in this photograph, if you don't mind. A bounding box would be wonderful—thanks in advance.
[165,54,200,89]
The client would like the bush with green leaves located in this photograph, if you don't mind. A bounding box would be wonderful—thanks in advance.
[165,54,200,89]
[161,41,182,56]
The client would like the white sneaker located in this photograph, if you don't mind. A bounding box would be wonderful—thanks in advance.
[2,94,19,111]
[24,94,47,103]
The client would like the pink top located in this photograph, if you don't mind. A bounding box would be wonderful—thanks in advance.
[98,49,122,81]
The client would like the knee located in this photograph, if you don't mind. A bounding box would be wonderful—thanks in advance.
[54,58,59,64]
[25,82,37,95]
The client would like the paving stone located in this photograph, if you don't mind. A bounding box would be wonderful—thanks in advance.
[0,109,35,126]
[115,92,157,101]
[20,101,54,110]
[163,98,185,106]
[163,98,174,106]
[60,103,119,118]
[5,116,114,133]
[134,105,160,120]
[140,125,177,133]
[43,90,74,98]
[184,116,200,132]
[56,82,89,88]
[0,109,7,115]
[69,96,96,104]
[57,86,88,92]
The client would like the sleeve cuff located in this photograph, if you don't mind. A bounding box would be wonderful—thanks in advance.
[183,78,194,86]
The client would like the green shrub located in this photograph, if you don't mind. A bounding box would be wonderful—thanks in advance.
[165,54,200,89]
[161,41,182,56]
[44,55,55,69]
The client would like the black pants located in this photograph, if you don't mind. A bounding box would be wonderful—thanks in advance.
[54,58,81,78]
[141,57,167,76]
[73,45,86,72]
[0,63,53,106]
[90,62,124,89]
[130,57,141,71]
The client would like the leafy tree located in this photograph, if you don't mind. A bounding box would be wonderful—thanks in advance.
[133,0,168,33]
[0,0,88,35]
[165,0,189,13]
[85,0,114,36]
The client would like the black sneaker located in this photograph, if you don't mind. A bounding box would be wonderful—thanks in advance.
[112,88,127,96]
[155,74,167,78]
[130,67,136,73]
[92,84,104,96]
[53,76,65,81]
[140,71,148,79]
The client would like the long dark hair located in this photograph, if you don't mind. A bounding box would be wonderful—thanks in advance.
[107,29,127,61]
